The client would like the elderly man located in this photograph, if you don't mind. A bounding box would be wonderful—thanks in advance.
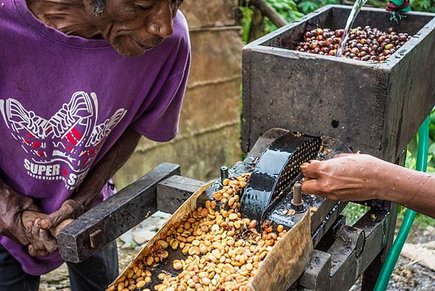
[0,0,190,289]
[301,154,435,219]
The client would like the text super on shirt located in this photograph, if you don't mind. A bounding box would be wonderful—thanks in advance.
[0,0,190,275]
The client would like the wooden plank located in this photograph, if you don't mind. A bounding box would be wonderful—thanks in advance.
[57,163,180,263]
[157,175,204,213]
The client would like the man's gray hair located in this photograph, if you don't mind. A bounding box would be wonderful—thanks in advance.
[91,0,106,15]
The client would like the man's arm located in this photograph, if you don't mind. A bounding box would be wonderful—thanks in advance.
[0,178,58,256]
[40,127,142,230]
[0,179,38,243]
[301,154,435,219]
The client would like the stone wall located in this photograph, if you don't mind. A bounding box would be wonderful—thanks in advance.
[114,1,243,188]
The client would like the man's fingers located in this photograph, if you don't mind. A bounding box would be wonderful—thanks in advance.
[40,230,58,253]
[28,244,48,257]
[300,160,321,179]
[28,244,37,257]
[40,200,82,230]
[27,220,58,256]
[30,219,46,250]
[28,221,49,257]
[301,179,322,195]
[39,215,56,230]
[336,153,355,157]
[25,221,33,232]
[40,209,70,230]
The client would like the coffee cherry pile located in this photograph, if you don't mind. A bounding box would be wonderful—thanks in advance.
[294,26,411,62]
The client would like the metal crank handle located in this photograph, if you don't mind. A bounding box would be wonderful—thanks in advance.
[291,182,304,212]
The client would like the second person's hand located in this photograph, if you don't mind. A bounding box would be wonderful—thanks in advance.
[300,153,387,201]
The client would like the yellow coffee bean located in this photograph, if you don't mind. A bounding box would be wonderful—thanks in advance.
[249,220,257,228]
[229,213,238,220]
[171,240,179,250]
[146,256,154,266]
[213,192,223,201]
[173,260,183,270]
[228,197,236,207]
[136,281,146,288]
[158,240,169,249]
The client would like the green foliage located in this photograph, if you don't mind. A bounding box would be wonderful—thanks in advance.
[264,0,304,33]
[405,108,435,173]
[240,6,254,43]
[297,0,340,14]
[342,202,370,225]
[410,0,435,12]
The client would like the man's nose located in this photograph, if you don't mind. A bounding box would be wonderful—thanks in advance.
[147,6,174,38]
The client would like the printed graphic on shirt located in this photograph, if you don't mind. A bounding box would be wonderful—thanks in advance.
[0,91,127,190]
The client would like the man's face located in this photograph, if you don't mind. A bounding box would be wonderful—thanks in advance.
[85,0,183,57]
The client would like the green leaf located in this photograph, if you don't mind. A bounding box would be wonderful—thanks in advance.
[298,1,318,14]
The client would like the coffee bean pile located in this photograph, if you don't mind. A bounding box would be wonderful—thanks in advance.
[109,174,288,291]
[294,26,411,62]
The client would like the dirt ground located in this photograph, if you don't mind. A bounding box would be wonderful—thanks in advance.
[40,225,435,291]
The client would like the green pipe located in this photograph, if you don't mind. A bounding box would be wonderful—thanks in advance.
[374,116,431,291]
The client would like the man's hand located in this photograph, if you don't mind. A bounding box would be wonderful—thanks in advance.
[301,153,435,219]
[39,199,83,230]
[0,180,58,257]
[300,154,385,201]
[22,211,57,257]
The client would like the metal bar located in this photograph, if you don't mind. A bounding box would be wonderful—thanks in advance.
[57,163,180,263]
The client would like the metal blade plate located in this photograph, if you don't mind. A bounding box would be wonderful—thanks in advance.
[239,132,321,222]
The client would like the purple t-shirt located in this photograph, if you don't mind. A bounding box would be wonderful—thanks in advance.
[0,0,190,275]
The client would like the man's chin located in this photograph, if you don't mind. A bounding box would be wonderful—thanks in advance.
[112,45,147,57]
[110,41,154,57]
[109,35,164,57]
